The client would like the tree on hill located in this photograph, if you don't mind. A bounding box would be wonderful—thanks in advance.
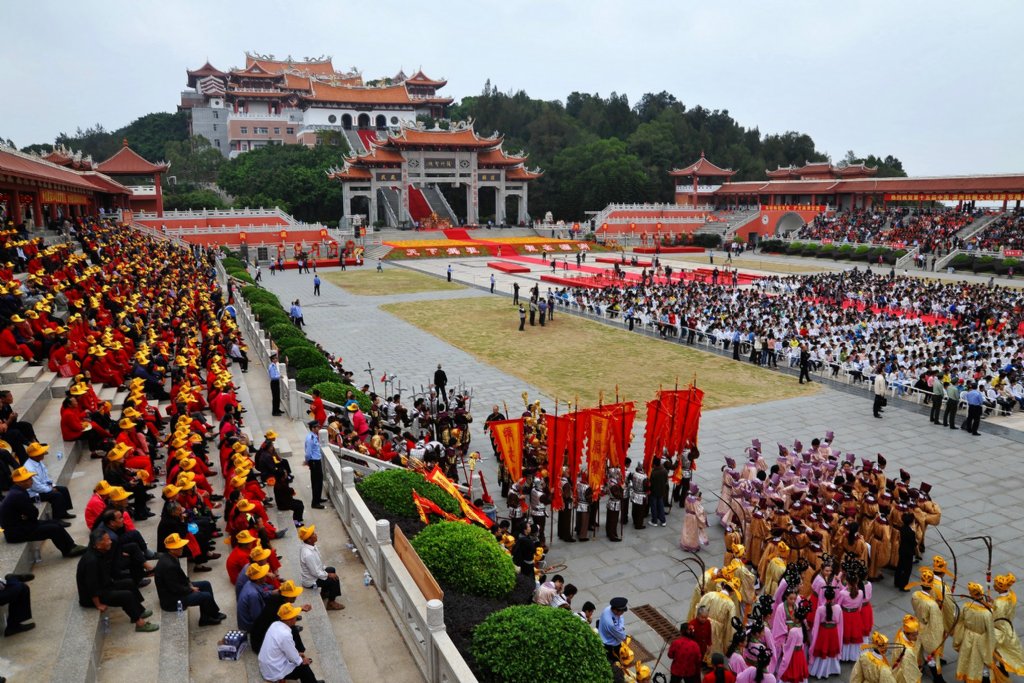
[216,143,350,223]
[40,112,189,163]
[841,149,908,178]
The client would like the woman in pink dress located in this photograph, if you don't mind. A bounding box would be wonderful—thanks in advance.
[744,599,779,673]
[735,645,777,683]
[775,601,811,683]
[838,574,868,661]
[679,484,709,552]
[770,589,800,651]
[727,627,749,675]
[807,585,842,679]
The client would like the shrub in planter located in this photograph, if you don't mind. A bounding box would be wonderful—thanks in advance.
[222,257,246,270]
[241,287,281,307]
[295,366,341,388]
[974,255,995,273]
[759,239,786,254]
[817,244,835,259]
[410,522,517,599]
[691,233,721,248]
[801,243,820,257]
[227,269,255,284]
[250,303,288,323]
[949,254,972,271]
[850,245,871,261]
[835,244,854,260]
[281,346,330,370]
[995,257,1019,275]
[472,605,614,683]
[268,323,305,343]
[310,381,372,413]
[357,470,460,519]
[786,241,805,255]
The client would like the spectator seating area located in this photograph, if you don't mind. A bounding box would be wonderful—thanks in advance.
[793,207,984,253]
[972,209,1024,252]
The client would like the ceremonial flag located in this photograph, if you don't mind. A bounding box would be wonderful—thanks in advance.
[565,412,584,486]
[643,398,663,473]
[587,411,611,496]
[545,414,572,511]
[424,466,494,528]
[411,490,463,524]
[681,386,705,448]
[486,418,524,482]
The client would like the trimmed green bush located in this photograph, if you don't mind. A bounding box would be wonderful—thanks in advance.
[296,367,341,388]
[472,605,614,683]
[268,323,305,343]
[282,346,330,370]
[241,287,281,307]
[250,303,288,323]
[835,244,854,260]
[786,241,805,255]
[357,469,460,518]
[410,522,516,599]
[227,268,255,284]
[310,381,372,413]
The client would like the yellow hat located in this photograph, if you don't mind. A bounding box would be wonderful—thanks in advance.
[236,498,255,512]
[70,383,88,396]
[249,545,272,562]
[123,407,142,419]
[235,530,257,545]
[176,478,196,491]
[26,442,49,458]
[9,314,24,323]
[297,525,316,541]
[277,602,302,621]
[94,480,113,495]
[931,555,951,575]
[118,417,136,430]
[968,582,985,599]
[179,458,196,472]
[246,563,270,580]
[231,474,247,489]
[264,430,277,440]
[869,631,889,650]
[231,442,248,453]
[902,615,920,634]
[106,446,126,462]
[279,580,303,598]
[777,541,789,555]
[163,484,182,498]
[919,567,934,583]
[164,533,190,550]
[108,486,131,502]
[995,573,1017,593]
[11,467,36,483]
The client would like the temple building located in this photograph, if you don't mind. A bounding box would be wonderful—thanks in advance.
[329,121,541,228]
[180,52,452,158]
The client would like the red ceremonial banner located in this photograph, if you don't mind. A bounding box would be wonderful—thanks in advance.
[487,418,524,482]
[587,412,611,496]
[411,490,462,524]
[643,399,663,473]
[424,466,494,528]
[564,412,584,486]
[545,414,572,511]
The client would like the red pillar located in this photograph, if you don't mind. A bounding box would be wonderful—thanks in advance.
[154,172,163,217]
[10,188,22,225]
[32,192,43,227]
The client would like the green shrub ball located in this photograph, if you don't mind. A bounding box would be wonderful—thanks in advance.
[357,469,460,519]
[472,605,614,683]
[411,522,517,599]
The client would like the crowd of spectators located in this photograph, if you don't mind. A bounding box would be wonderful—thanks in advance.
[972,209,1024,252]
[0,217,332,681]
[552,267,1024,409]
[793,207,985,253]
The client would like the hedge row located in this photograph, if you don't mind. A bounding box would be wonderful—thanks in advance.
[947,254,1020,274]
[759,239,908,265]
[237,285,372,412]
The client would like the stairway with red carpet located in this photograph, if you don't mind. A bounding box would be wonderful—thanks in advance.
[408,186,432,223]
[358,129,380,151]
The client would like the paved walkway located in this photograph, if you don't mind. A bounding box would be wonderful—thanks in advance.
[260,265,1024,680]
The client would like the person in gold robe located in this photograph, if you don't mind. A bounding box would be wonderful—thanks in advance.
[850,631,898,683]
[892,614,922,683]
[697,578,740,662]
[991,573,1024,683]
[952,583,995,683]
[910,567,948,683]
[929,556,958,640]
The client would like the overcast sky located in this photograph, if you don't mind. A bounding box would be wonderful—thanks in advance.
[2,1,1021,176]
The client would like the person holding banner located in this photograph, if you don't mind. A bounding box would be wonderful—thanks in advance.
[575,471,591,542]
[629,463,649,530]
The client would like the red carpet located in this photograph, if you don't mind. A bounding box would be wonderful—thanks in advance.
[634,246,705,254]
[489,261,531,274]
[596,256,653,267]
[442,228,474,241]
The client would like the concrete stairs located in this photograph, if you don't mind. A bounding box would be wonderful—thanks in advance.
[378,187,401,227]
[419,185,458,225]
[957,211,1003,241]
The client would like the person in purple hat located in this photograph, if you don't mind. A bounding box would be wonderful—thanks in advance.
[680,485,708,552]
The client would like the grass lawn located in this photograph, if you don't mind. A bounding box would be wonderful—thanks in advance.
[381,296,817,413]
[323,269,465,296]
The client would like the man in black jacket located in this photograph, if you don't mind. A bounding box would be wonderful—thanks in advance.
[0,467,86,557]
[76,529,158,632]
[154,533,226,626]
[433,364,448,404]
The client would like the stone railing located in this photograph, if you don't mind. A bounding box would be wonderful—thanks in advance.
[135,207,290,220]
[324,459,479,683]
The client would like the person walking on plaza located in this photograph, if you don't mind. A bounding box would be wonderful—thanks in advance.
[929,371,945,424]
[872,365,887,418]
[961,381,984,435]
[269,352,283,416]
[538,297,547,327]
[649,457,669,527]
[512,281,520,305]
[490,274,495,293]
[155,533,227,626]
[798,343,812,383]
[433,364,448,399]
[304,421,325,509]
[447,264,453,282]
[313,274,320,296]
[297,525,344,610]
[943,380,959,429]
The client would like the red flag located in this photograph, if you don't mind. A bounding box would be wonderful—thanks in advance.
[424,466,494,528]
[681,386,704,449]
[411,490,463,524]
[643,399,663,473]
[380,373,388,383]
[564,412,584,486]
[486,418,524,482]
[587,411,611,497]
[545,414,571,511]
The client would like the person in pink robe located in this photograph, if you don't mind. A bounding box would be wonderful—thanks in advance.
[771,590,799,650]
[736,644,777,682]
[775,601,811,683]
[838,577,869,661]
[808,585,843,679]
[679,484,709,552]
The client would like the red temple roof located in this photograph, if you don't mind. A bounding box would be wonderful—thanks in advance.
[245,55,339,78]
[835,163,878,178]
[405,69,447,88]
[797,162,833,176]
[669,153,736,178]
[766,165,800,179]
[306,82,414,105]
[506,167,543,181]
[0,148,112,192]
[96,140,169,175]
[388,126,501,149]
[477,149,527,167]
[42,149,73,166]
[187,61,227,88]
[352,145,405,165]
[330,167,372,181]
[80,172,131,194]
